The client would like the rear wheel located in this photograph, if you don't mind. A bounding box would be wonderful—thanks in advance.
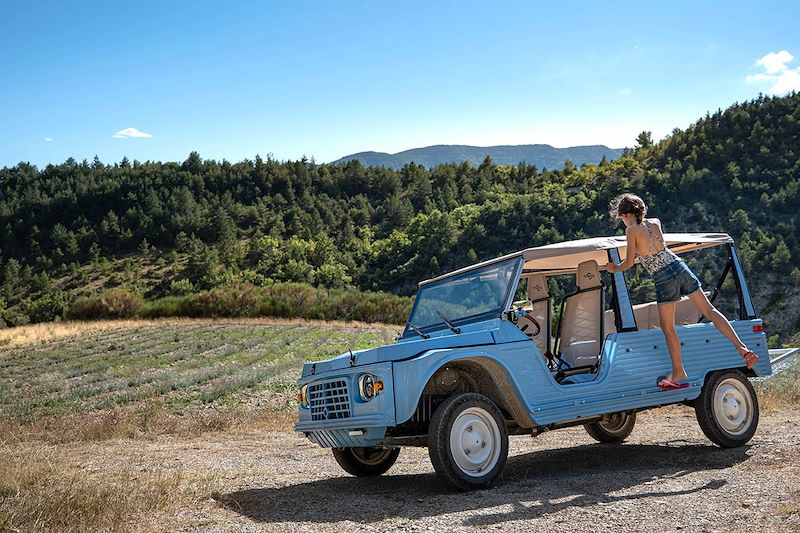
[428,393,509,491]
[695,370,759,448]
[584,411,636,443]
[332,446,400,477]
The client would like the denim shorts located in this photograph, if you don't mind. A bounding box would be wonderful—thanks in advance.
[652,260,702,304]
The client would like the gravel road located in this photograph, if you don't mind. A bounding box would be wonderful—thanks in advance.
[66,406,800,532]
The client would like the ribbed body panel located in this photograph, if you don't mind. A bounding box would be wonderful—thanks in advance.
[525,321,770,425]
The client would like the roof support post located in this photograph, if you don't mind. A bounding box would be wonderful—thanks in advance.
[727,243,757,319]
[607,248,637,331]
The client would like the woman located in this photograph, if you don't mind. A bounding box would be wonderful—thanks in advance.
[605,193,758,390]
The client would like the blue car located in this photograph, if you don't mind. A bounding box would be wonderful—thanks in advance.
[295,232,771,490]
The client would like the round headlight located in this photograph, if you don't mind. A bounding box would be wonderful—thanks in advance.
[359,375,375,401]
[299,384,309,408]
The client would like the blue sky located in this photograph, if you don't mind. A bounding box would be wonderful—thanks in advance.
[2,0,799,168]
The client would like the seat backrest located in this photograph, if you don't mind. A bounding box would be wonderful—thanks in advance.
[558,260,603,368]
[525,273,551,356]
[604,293,706,332]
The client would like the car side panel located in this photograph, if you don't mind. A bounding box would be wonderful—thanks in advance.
[394,320,769,428]
[524,319,769,425]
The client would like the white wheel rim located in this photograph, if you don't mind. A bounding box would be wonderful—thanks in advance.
[713,378,753,435]
[599,414,630,435]
[449,407,502,477]
[352,448,392,466]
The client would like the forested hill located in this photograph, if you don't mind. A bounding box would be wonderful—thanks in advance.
[0,93,798,342]
[332,144,624,169]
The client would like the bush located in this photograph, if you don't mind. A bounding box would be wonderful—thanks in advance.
[141,296,185,318]
[177,284,262,318]
[167,279,195,297]
[22,291,68,323]
[176,282,410,324]
[66,290,143,320]
[57,283,410,324]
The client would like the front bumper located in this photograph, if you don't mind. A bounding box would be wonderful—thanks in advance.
[295,362,395,448]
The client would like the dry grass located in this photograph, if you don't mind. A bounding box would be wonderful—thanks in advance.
[0,407,295,445]
[0,317,400,349]
[0,320,153,348]
[0,442,207,532]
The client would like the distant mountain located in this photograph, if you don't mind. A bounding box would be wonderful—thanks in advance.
[331,144,626,169]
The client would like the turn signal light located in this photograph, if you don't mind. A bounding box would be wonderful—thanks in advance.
[358,374,384,401]
[753,325,764,332]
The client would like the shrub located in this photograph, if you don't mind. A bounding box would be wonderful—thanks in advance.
[60,283,410,324]
[22,291,68,323]
[174,282,410,324]
[177,284,261,318]
[167,279,195,297]
[141,296,185,318]
[66,290,143,320]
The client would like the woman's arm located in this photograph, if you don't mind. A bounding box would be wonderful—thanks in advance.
[606,226,637,273]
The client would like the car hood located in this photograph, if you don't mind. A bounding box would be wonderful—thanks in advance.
[299,319,523,378]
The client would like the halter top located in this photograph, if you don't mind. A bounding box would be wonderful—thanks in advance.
[636,220,679,276]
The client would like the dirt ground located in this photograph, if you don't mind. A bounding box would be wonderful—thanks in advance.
[57,406,800,533]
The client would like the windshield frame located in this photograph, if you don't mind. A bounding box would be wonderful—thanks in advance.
[401,256,524,339]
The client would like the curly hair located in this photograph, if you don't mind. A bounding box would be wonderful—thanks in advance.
[609,193,647,226]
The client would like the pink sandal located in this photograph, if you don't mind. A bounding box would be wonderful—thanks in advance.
[742,350,759,369]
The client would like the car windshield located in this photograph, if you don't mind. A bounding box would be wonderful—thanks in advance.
[406,258,520,335]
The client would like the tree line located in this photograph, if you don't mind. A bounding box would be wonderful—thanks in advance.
[0,92,798,338]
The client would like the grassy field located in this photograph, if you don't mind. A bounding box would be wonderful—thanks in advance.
[0,318,400,532]
[0,319,399,437]
[0,319,797,532]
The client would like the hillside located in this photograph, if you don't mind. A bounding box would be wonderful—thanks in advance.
[0,93,799,342]
[332,143,624,169]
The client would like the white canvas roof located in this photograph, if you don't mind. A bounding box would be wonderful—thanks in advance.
[421,232,733,284]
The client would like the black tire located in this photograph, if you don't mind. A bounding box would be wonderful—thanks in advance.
[695,370,759,448]
[331,447,400,477]
[584,411,636,443]
[428,392,509,491]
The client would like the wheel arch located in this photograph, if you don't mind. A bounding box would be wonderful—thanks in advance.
[395,353,534,428]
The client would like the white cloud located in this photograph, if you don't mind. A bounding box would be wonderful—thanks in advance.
[756,50,793,74]
[771,68,800,94]
[113,127,153,139]
[44,137,53,142]
[618,88,633,97]
[746,50,800,95]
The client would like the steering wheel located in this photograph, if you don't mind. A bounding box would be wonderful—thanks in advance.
[518,315,541,338]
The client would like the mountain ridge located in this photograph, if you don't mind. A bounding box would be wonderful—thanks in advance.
[332,143,625,169]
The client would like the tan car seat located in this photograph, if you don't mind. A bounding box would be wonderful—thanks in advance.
[555,260,604,372]
[520,273,552,362]
[605,294,706,332]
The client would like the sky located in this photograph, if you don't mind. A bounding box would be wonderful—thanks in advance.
[2,0,800,168]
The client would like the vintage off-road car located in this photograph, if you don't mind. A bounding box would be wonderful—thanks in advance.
[295,233,772,490]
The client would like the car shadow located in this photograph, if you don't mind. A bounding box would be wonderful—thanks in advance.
[217,442,749,526]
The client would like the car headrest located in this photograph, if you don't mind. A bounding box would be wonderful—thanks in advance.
[527,273,549,301]
[577,260,602,290]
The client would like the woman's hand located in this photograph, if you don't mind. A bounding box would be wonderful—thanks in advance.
[606,261,618,273]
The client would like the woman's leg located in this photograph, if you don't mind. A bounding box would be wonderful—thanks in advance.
[687,290,748,355]
[657,301,686,382]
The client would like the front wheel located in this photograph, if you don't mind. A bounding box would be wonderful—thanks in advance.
[428,393,509,491]
[584,411,636,443]
[695,370,759,448]
[332,447,400,477]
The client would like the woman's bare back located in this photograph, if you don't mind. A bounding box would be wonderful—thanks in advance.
[628,218,666,257]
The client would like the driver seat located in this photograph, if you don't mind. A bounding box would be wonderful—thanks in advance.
[519,273,553,363]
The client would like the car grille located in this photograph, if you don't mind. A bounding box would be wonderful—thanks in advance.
[309,379,351,421]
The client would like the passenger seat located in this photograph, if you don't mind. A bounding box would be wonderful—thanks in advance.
[555,260,605,375]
